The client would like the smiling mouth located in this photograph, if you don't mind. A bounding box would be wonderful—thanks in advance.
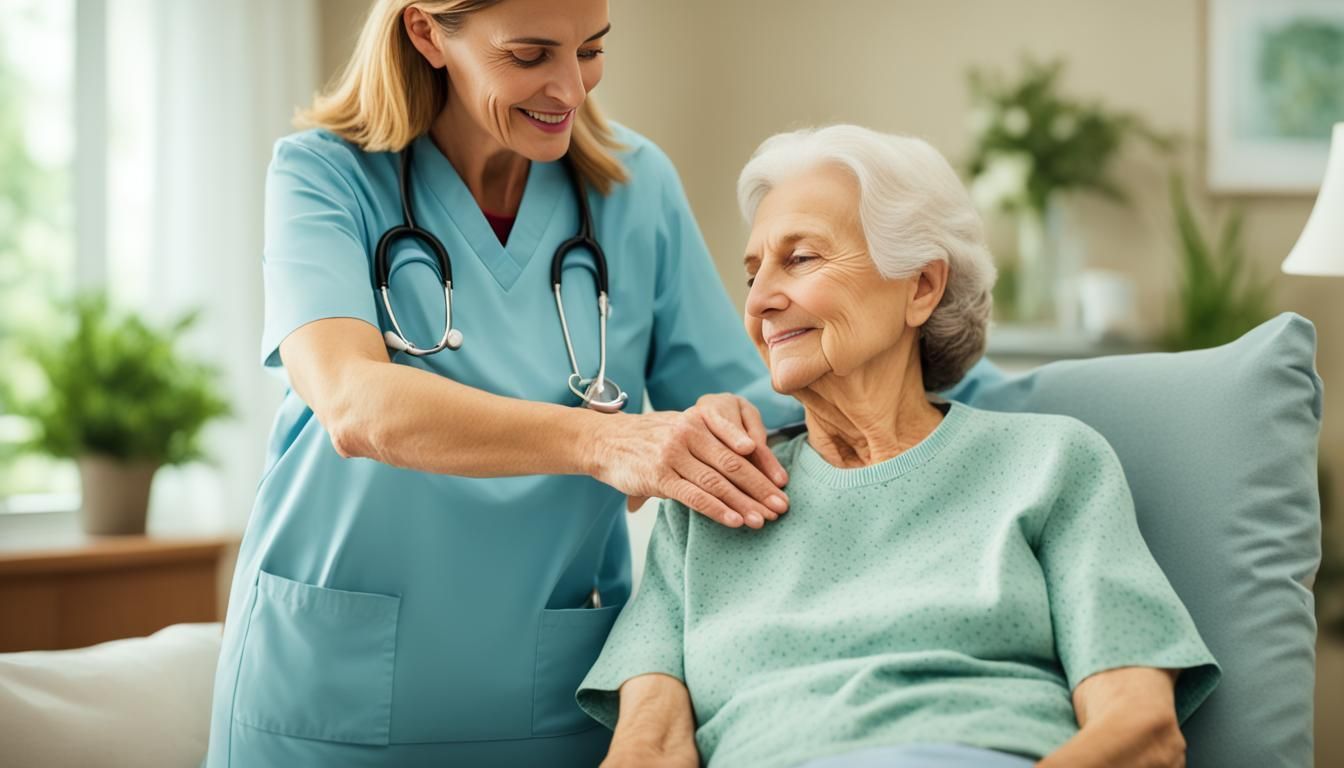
[519,108,571,124]
[767,328,815,348]
[517,108,574,132]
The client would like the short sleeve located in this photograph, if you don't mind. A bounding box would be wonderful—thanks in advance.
[640,146,803,431]
[1036,424,1222,723]
[259,137,380,372]
[576,499,691,730]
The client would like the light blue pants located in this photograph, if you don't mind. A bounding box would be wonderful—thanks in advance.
[795,743,1037,768]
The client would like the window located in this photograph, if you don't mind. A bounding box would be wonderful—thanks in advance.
[0,0,78,513]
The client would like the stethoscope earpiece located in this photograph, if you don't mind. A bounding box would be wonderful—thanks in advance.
[376,143,623,412]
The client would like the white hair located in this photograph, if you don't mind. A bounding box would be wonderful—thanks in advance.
[737,124,997,392]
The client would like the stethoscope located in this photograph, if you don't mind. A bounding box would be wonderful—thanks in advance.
[374,142,628,413]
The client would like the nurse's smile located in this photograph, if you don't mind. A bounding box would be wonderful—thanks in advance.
[518,107,574,133]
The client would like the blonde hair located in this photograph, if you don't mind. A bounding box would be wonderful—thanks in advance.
[298,0,628,194]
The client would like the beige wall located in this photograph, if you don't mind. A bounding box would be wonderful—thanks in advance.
[319,0,1340,504]
[592,0,1340,505]
[317,2,1339,760]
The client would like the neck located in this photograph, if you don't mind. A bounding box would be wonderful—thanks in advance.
[428,101,530,215]
[794,334,945,468]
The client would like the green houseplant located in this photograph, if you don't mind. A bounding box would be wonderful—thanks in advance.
[1161,173,1273,352]
[966,58,1170,323]
[6,293,231,534]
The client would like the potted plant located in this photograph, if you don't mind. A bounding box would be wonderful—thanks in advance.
[966,57,1170,325]
[6,293,230,534]
[1161,173,1273,351]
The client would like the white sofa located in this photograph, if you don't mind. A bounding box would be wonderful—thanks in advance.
[0,623,223,768]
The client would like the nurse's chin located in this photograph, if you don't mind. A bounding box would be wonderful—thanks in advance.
[517,136,573,164]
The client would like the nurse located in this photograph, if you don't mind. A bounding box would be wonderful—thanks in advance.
[204,0,803,766]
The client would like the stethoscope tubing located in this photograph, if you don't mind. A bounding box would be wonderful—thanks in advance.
[374,141,626,411]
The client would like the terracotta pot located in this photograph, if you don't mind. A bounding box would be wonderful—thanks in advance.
[78,455,160,535]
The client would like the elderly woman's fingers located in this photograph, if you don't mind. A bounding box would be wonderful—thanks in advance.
[684,430,784,521]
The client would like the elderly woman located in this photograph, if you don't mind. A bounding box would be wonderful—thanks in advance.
[575,125,1220,768]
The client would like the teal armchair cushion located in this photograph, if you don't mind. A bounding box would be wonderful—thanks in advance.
[944,313,1323,768]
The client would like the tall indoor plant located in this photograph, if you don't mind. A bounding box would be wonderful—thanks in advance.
[966,58,1169,325]
[1161,173,1273,351]
[7,293,230,534]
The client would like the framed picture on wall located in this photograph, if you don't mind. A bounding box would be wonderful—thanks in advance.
[1207,0,1344,194]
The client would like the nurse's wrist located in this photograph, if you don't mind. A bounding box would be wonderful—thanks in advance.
[567,404,618,477]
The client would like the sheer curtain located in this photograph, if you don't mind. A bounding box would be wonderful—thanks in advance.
[106,0,320,532]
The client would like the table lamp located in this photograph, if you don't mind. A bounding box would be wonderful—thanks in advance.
[1284,122,1344,277]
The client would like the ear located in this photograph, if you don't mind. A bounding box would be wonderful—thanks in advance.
[905,258,949,329]
[404,7,447,69]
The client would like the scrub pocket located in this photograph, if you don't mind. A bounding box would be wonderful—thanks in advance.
[533,603,622,736]
[233,570,401,745]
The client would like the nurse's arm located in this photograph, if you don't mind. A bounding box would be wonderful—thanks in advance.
[1037,667,1184,768]
[282,317,602,476]
[279,318,785,526]
[601,674,698,768]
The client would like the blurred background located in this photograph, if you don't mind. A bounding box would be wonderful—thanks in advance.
[0,0,1340,763]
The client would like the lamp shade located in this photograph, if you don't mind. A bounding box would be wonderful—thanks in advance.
[1283,122,1344,277]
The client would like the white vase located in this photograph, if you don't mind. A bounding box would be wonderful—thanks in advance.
[1014,203,1055,324]
[1014,197,1084,329]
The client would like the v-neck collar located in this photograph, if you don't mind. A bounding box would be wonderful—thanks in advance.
[411,134,565,291]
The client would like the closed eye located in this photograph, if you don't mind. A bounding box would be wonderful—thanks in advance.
[747,252,817,287]
[512,47,605,67]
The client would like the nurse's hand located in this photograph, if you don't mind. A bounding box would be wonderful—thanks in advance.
[590,393,789,529]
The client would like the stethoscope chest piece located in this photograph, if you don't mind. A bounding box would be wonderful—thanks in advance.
[570,373,629,414]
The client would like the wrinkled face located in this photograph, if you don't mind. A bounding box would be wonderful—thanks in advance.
[423,0,609,161]
[743,164,914,394]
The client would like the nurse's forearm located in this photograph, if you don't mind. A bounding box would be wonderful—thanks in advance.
[284,318,599,476]
[283,319,790,522]
[334,358,603,477]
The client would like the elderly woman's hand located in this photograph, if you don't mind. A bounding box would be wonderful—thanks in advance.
[600,738,699,768]
[601,674,700,768]
[1037,667,1185,768]
[588,393,789,529]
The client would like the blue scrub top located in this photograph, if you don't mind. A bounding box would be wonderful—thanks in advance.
[206,125,803,766]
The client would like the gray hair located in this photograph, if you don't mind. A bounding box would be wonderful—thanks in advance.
[737,125,996,392]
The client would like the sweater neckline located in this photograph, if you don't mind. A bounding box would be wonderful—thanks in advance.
[795,401,969,488]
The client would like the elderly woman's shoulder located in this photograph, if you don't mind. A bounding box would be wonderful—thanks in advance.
[954,403,1121,465]
[766,430,811,469]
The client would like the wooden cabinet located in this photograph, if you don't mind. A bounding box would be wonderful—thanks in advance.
[0,534,237,652]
